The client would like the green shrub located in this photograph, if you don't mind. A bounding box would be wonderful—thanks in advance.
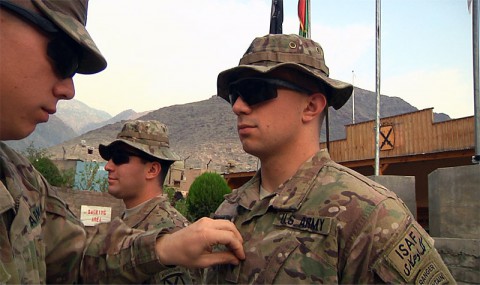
[186,172,231,221]
[174,199,189,219]
[23,143,70,187]
[31,157,65,186]
[75,162,108,192]
[164,186,176,203]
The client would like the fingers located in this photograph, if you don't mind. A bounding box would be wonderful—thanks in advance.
[155,217,245,268]
[197,217,244,243]
[200,223,245,260]
[193,251,242,268]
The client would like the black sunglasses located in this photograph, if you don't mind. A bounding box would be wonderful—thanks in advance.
[228,77,313,107]
[0,0,81,78]
[105,149,153,166]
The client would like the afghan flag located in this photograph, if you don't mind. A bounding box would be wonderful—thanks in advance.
[269,0,283,34]
[298,0,309,37]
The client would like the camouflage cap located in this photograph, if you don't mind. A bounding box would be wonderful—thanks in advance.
[217,34,353,110]
[99,120,181,162]
[7,0,107,74]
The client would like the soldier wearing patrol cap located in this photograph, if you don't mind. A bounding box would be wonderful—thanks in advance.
[97,120,197,284]
[0,1,244,283]
[210,34,455,284]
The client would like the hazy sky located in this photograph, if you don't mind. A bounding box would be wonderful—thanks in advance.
[73,0,476,119]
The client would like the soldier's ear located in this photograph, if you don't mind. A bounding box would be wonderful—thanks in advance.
[302,93,326,123]
[145,161,161,179]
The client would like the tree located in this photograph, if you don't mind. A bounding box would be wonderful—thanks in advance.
[186,172,231,221]
[75,162,108,192]
[23,142,71,187]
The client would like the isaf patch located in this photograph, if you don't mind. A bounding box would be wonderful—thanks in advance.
[274,212,332,235]
[386,224,431,282]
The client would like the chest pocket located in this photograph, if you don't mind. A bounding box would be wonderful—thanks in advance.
[223,231,301,284]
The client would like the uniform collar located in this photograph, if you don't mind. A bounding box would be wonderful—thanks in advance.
[225,150,332,212]
[122,195,168,228]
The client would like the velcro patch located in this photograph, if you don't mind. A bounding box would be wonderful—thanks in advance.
[156,267,189,284]
[416,262,438,284]
[273,212,331,235]
[416,259,454,285]
[428,271,449,285]
[29,205,42,228]
[386,224,432,282]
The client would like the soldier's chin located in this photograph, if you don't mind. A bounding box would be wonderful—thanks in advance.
[3,125,37,141]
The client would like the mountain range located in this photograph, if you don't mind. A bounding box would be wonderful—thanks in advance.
[5,87,450,172]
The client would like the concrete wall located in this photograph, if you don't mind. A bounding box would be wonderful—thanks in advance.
[429,164,480,239]
[368,175,417,219]
[435,238,480,284]
[55,187,125,222]
[52,159,77,173]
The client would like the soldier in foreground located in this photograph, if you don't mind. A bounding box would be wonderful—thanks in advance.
[209,34,455,284]
[97,120,195,283]
[0,0,244,283]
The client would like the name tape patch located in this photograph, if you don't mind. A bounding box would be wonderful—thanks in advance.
[274,212,332,235]
[387,224,432,282]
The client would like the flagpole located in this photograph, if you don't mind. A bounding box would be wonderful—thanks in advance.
[352,70,355,124]
[473,0,480,164]
[307,0,311,38]
[374,0,381,175]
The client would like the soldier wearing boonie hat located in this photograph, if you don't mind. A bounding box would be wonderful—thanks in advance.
[0,0,108,283]
[210,34,455,284]
[97,120,196,284]
[1,1,246,283]
[99,120,181,163]
[217,33,353,110]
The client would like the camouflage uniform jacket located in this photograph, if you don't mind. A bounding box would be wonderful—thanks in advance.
[0,143,178,284]
[209,150,455,284]
[0,142,85,284]
[120,195,196,284]
[80,215,179,284]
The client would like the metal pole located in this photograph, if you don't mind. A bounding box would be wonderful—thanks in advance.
[374,0,381,175]
[307,0,311,38]
[352,70,355,124]
[473,0,480,164]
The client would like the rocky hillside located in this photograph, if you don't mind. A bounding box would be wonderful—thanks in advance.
[45,87,450,172]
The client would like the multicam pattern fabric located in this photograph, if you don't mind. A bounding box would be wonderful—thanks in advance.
[217,34,353,110]
[0,142,85,284]
[80,217,172,284]
[121,195,196,284]
[209,149,455,284]
[99,120,181,162]
[0,142,177,284]
[32,0,107,74]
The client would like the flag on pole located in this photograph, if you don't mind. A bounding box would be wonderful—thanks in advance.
[298,0,309,37]
[269,0,283,34]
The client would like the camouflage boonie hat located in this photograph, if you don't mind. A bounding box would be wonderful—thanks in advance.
[6,0,107,74]
[217,34,353,110]
[99,120,181,162]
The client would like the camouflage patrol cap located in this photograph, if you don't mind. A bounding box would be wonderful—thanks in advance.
[8,0,107,74]
[217,34,353,110]
[99,120,181,162]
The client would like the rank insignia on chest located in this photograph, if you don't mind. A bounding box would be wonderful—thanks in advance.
[273,212,332,235]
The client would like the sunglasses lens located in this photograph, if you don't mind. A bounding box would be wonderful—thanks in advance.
[229,79,277,106]
[111,152,130,165]
[47,37,80,79]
